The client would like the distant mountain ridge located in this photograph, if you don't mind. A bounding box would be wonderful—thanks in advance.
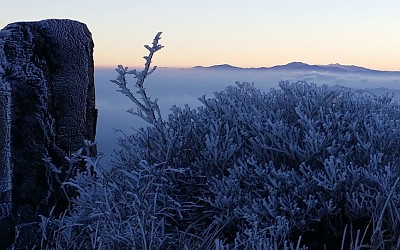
[193,62,398,73]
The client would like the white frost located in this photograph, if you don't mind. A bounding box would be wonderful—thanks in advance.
[0,79,12,218]
[0,23,16,218]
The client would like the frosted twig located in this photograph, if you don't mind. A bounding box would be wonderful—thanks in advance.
[111,32,164,124]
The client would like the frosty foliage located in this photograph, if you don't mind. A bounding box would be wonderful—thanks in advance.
[40,34,400,249]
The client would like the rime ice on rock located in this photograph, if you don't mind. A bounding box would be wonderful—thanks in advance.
[0,26,13,219]
[0,81,12,218]
[0,19,97,248]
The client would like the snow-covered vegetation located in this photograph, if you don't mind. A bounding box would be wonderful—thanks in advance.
[39,33,400,249]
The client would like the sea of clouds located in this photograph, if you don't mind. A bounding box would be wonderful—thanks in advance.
[95,67,400,162]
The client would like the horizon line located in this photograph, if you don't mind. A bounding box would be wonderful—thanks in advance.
[94,62,400,72]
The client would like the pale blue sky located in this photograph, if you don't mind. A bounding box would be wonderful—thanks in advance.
[1,0,400,70]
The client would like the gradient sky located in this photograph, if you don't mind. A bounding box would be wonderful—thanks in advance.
[1,0,400,70]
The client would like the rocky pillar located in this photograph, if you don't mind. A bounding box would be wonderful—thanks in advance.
[0,19,97,249]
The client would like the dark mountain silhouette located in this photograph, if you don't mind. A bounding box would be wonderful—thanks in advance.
[322,63,373,72]
[193,62,397,73]
[193,64,242,70]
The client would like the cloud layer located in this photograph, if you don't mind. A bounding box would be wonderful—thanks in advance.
[96,67,400,162]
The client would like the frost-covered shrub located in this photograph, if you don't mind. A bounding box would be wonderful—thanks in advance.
[40,33,400,249]
[114,80,400,249]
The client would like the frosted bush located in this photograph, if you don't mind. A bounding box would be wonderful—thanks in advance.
[114,79,400,249]
[40,33,400,249]
[108,79,400,249]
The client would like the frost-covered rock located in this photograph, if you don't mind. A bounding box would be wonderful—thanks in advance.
[0,19,96,248]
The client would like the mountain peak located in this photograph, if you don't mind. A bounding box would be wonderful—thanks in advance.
[286,62,309,66]
[194,64,241,70]
[270,62,322,71]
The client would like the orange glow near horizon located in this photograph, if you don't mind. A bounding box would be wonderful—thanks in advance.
[93,48,400,72]
[4,1,399,72]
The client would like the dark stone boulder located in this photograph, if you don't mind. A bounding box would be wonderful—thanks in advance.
[0,19,97,249]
